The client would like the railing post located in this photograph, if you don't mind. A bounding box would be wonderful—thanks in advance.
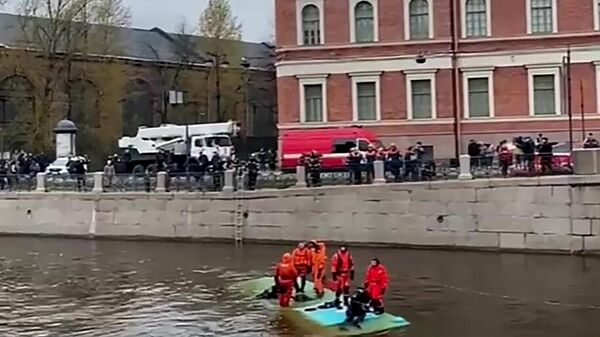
[156,172,167,193]
[35,172,46,192]
[458,154,473,180]
[374,160,386,184]
[223,169,235,193]
[295,165,307,188]
[92,172,104,193]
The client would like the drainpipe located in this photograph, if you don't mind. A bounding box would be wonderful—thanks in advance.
[450,0,461,159]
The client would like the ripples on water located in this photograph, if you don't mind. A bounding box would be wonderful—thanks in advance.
[0,238,598,337]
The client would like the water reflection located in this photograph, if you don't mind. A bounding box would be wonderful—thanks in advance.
[0,237,597,337]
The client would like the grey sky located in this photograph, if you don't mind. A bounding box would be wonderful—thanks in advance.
[2,0,275,42]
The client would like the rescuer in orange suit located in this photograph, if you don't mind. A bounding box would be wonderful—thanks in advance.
[308,240,327,298]
[292,242,312,293]
[364,258,389,314]
[274,253,298,307]
[331,243,354,307]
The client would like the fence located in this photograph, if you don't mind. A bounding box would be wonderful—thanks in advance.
[0,153,577,194]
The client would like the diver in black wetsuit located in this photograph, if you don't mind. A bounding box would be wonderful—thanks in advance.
[345,286,372,328]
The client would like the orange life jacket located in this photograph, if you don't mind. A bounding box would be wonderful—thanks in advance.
[276,262,297,282]
[365,264,389,288]
[292,247,312,267]
[331,250,354,274]
[311,242,327,271]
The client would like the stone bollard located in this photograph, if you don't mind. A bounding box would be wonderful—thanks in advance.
[572,148,597,175]
[156,171,167,193]
[295,165,307,188]
[223,169,235,193]
[92,172,104,193]
[458,154,473,180]
[374,160,386,184]
[35,172,46,192]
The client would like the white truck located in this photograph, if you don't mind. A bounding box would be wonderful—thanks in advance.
[118,121,240,172]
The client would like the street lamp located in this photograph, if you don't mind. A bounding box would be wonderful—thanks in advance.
[206,52,230,122]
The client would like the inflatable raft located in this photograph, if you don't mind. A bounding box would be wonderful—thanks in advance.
[236,277,410,335]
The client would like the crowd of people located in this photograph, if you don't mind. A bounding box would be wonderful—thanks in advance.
[469,133,579,177]
[0,151,49,190]
[298,141,431,186]
[262,241,389,327]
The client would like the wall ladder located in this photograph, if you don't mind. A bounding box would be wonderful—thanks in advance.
[234,169,245,246]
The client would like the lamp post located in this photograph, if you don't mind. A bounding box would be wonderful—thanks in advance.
[240,57,251,139]
[207,52,229,122]
[562,46,573,154]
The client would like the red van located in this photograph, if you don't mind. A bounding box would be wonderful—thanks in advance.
[280,127,380,171]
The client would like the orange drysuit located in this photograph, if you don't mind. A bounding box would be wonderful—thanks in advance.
[275,253,297,307]
[292,243,312,292]
[310,240,327,297]
[331,246,354,305]
[364,260,389,313]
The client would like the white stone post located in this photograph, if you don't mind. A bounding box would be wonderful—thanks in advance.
[156,171,167,193]
[573,148,597,175]
[92,172,104,193]
[458,154,473,180]
[35,172,46,192]
[223,169,235,192]
[295,165,307,188]
[374,160,386,184]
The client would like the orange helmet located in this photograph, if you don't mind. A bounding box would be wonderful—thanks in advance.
[282,253,292,263]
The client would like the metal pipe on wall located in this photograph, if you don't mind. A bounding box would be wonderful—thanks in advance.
[450,0,461,160]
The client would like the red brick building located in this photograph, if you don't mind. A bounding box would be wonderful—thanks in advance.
[275,0,600,158]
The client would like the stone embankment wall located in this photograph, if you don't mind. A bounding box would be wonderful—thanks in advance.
[2,175,600,254]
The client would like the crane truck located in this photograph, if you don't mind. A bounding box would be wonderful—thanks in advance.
[118,121,241,172]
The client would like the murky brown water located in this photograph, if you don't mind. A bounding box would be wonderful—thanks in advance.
[0,237,598,337]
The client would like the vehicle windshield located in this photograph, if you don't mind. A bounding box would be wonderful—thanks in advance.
[52,158,69,166]
[205,136,231,147]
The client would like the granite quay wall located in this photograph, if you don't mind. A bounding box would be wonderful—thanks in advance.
[2,175,600,254]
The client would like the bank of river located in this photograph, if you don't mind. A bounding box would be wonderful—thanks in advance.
[0,237,598,337]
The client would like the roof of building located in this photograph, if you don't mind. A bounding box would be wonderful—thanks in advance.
[0,12,275,70]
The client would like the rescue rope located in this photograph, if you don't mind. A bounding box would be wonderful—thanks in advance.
[398,275,600,311]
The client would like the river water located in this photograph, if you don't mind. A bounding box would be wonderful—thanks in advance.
[0,237,598,337]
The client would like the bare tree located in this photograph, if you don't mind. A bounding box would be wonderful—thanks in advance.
[88,0,131,55]
[13,0,93,152]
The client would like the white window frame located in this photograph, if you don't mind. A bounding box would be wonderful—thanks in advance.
[525,0,558,34]
[460,0,492,38]
[595,62,600,114]
[404,0,434,40]
[296,0,325,46]
[405,70,437,120]
[527,65,561,116]
[594,0,600,31]
[350,0,379,43]
[350,72,382,122]
[298,74,328,123]
[462,68,495,119]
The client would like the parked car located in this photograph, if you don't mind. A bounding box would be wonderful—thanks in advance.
[45,156,87,175]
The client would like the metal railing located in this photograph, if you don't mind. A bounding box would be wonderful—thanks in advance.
[0,154,575,194]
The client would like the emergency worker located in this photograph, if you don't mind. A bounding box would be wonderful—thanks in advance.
[331,243,354,307]
[365,144,377,183]
[306,150,322,187]
[308,240,327,298]
[364,258,389,314]
[274,253,297,307]
[292,242,312,293]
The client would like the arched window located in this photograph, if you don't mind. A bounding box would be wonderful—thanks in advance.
[465,0,487,37]
[0,76,34,125]
[69,79,99,129]
[0,75,35,150]
[409,0,429,39]
[122,78,154,136]
[302,5,321,45]
[354,1,374,42]
[530,0,553,33]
